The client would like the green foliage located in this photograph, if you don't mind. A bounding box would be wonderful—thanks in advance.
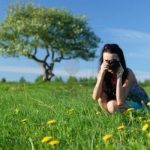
[34,75,44,83]
[67,76,78,84]
[19,76,27,83]
[0,3,100,60]
[52,76,64,83]
[78,77,96,86]
[139,79,150,87]
[0,82,150,149]
[1,78,7,83]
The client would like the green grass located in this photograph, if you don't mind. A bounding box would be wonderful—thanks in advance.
[0,82,150,150]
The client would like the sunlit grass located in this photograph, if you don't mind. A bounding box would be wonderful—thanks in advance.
[0,82,150,150]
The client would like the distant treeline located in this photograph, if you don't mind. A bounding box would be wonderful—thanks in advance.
[0,76,150,87]
[0,76,97,86]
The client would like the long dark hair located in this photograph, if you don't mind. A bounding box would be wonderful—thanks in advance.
[99,44,128,100]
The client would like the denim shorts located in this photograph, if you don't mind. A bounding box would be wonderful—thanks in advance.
[125,100,143,109]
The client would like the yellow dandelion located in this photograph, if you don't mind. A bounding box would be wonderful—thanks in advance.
[117,125,125,130]
[142,124,149,131]
[47,120,56,125]
[147,132,150,138]
[147,102,150,106]
[41,136,53,143]
[48,140,60,145]
[103,134,112,141]
[21,118,27,123]
[126,108,134,112]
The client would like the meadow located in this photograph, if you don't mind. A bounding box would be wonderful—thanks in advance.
[0,81,150,150]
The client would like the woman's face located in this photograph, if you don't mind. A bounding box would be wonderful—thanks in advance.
[103,52,120,74]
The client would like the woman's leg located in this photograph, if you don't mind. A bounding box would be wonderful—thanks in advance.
[107,100,128,113]
[97,98,108,112]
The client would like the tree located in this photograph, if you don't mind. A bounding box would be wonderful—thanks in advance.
[0,3,100,81]
[19,76,27,83]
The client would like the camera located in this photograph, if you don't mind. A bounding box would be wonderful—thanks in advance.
[108,59,120,72]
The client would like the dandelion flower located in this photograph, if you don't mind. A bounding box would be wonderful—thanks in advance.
[117,125,125,130]
[147,102,150,106]
[103,134,112,141]
[41,136,53,143]
[142,124,149,131]
[48,140,60,145]
[47,120,56,125]
[126,108,134,112]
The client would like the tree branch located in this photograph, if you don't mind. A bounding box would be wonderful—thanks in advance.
[44,46,50,62]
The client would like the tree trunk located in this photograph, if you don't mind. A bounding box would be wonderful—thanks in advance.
[42,68,55,81]
[42,63,55,81]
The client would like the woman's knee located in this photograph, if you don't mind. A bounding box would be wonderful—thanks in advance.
[107,100,118,113]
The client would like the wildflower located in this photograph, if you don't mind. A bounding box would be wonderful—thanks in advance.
[117,125,125,130]
[103,134,112,141]
[126,108,134,112]
[41,136,53,143]
[21,118,27,123]
[48,140,60,145]
[47,120,56,125]
[147,102,150,106]
[142,124,149,131]
[147,133,150,138]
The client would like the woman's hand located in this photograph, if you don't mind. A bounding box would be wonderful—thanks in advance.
[117,63,124,78]
[98,61,109,78]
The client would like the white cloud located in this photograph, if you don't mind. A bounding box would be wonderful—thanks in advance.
[0,65,42,74]
[105,28,150,42]
[0,65,97,78]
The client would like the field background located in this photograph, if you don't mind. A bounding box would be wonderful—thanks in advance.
[0,81,150,150]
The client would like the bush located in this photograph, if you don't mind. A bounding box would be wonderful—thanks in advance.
[1,78,7,83]
[52,76,64,83]
[19,77,27,83]
[67,76,78,84]
[78,77,96,86]
[34,75,43,83]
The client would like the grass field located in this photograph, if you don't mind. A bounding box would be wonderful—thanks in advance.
[0,82,150,150]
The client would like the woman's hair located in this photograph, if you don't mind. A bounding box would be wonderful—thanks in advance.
[98,43,129,100]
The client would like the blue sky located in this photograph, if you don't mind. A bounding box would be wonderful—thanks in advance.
[0,0,150,82]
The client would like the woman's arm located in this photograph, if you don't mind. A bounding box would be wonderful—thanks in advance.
[116,68,133,105]
[92,71,105,100]
[92,62,108,100]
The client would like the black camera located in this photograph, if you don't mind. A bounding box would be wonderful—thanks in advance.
[108,59,120,72]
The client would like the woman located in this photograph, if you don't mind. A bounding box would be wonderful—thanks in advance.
[92,44,150,113]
